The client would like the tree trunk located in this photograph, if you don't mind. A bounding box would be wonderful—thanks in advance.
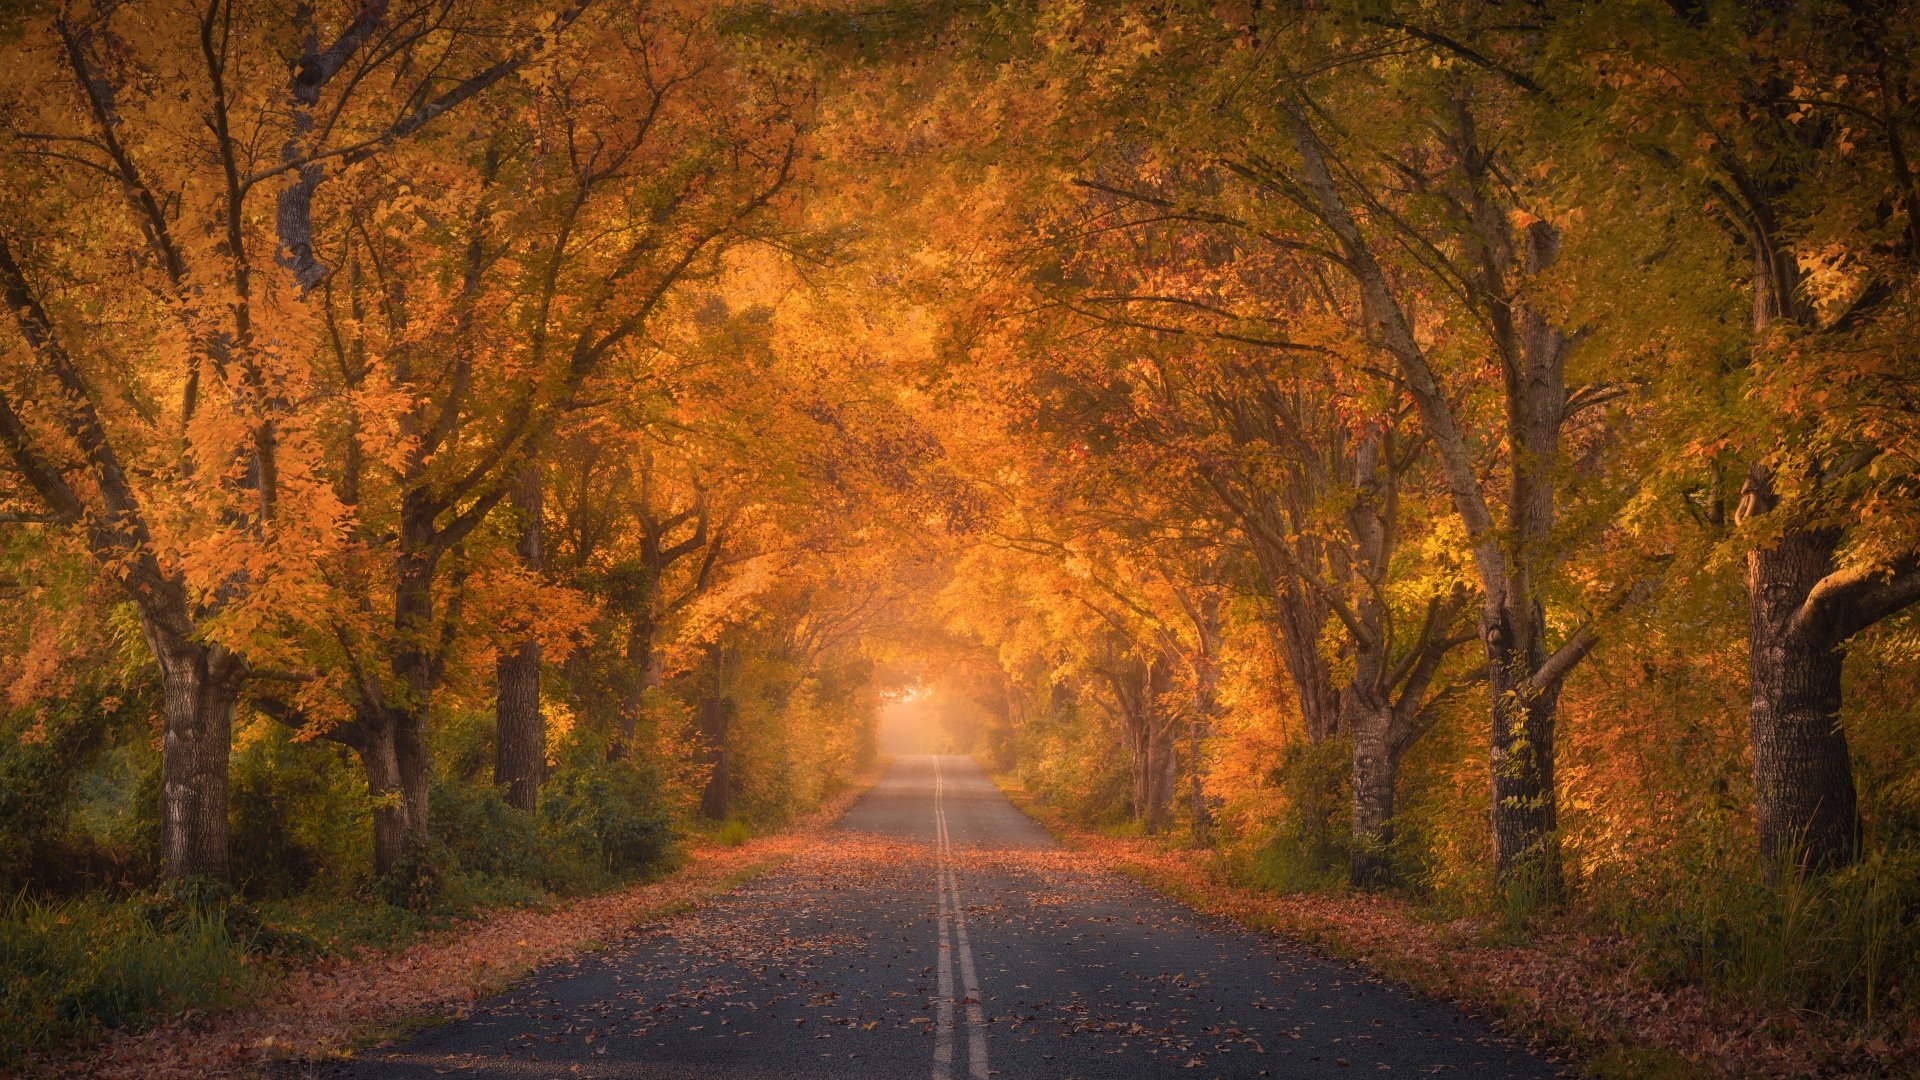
[1486,606,1561,892]
[1746,524,1858,873]
[145,627,241,883]
[1348,703,1398,888]
[494,641,543,812]
[378,519,440,878]
[1146,718,1176,833]
[1187,624,1220,848]
[1141,656,1175,832]
[356,702,434,879]
[697,696,733,820]
[494,464,544,811]
[1738,220,1865,874]
[1129,718,1151,821]
[697,643,732,820]
[358,717,410,879]
[609,603,660,760]
[1188,714,1211,847]
[1264,584,1341,743]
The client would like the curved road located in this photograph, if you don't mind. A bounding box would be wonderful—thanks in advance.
[318,755,1557,1079]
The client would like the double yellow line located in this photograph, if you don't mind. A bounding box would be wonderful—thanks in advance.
[932,755,989,1080]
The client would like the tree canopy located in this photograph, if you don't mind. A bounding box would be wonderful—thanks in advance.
[4,0,1919,1066]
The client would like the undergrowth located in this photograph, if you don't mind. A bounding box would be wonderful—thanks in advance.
[0,891,259,1070]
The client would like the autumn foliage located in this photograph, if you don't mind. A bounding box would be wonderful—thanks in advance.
[2,0,1919,1075]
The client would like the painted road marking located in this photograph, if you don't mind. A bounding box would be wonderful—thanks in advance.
[932,755,989,1080]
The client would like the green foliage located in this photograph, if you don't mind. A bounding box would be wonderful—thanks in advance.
[1233,739,1350,895]
[0,892,259,1070]
[0,684,157,892]
[1628,835,1920,1023]
[229,722,368,899]
[542,756,678,877]
[1011,699,1134,827]
[342,713,685,912]
[716,818,753,847]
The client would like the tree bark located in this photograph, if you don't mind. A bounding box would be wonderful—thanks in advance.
[357,714,410,879]
[1188,712,1211,846]
[609,600,660,760]
[1140,655,1176,832]
[697,696,733,820]
[366,512,442,877]
[1745,519,1857,872]
[1147,715,1176,833]
[494,640,543,812]
[1486,606,1561,889]
[145,627,243,883]
[1185,614,1220,848]
[697,643,733,820]
[1732,184,1874,876]
[1264,579,1341,743]
[494,464,545,811]
[1347,703,1397,887]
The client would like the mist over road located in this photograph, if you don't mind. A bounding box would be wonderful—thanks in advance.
[315,756,1556,1079]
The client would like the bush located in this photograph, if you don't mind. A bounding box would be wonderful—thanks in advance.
[543,757,677,877]
[1234,737,1350,895]
[0,688,156,893]
[1629,837,1920,1022]
[432,778,569,887]
[0,892,259,1069]
[229,720,368,899]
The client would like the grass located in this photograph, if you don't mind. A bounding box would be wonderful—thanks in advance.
[0,892,261,1070]
[0,861,663,1071]
[1626,842,1920,1024]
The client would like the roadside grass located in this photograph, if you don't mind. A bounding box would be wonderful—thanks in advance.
[1,853,719,1072]
[0,892,261,1070]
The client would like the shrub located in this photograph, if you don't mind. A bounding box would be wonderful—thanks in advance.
[1629,836,1920,1022]
[1233,737,1349,895]
[0,892,259,1069]
[432,778,563,886]
[229,720,367,899]
[543,757,677,877]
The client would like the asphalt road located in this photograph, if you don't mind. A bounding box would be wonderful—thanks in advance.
[316,755,1559,1079]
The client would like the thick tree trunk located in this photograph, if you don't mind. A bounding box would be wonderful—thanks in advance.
[1146,718,1176,833]
[357,703,434,879]
[145,628,241,883]
[375,517,441,878]
[494,640,543,811]
[1348,704,1397,888]
[494,465,544,811]
[358,718,410,879]
[1746,525,1858,872]
[1486,607,1561,891]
